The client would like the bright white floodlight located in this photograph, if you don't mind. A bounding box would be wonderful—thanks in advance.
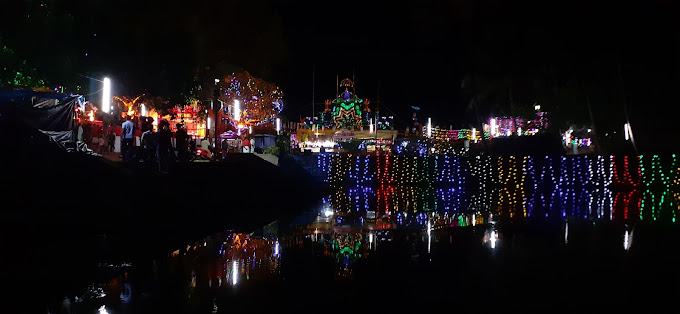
[102,77,111,113]
[234,99,240,121]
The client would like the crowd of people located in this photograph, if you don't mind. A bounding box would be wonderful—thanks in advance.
[78,116,258,173]
[120,117,252,173]
[127,118,193,174]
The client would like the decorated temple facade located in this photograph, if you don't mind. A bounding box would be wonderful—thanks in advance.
[318,78,370,130]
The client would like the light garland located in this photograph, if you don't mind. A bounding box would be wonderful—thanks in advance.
[640,154,677,222]
[221,72,284,126]
[497,156,527,219]
[468,156,495,215]
[314,154,678,224]
[587,155,614,219]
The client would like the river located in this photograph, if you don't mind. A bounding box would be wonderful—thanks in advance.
[48,154,680,313]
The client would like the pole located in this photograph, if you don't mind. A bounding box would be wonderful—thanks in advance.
[206,102,210,138]
[312,64,315,121]
[352,67,356,94]
[213,81,220,160]
[375,80,379,142]
[616,55,637,153]
[586,95,601,154]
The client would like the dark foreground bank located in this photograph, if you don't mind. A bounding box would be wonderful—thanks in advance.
[1,123,325,312]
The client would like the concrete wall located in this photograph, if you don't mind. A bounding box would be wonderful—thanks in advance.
[254,153,279,166]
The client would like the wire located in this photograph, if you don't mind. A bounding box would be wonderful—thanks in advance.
[377,103,406,124]
[75,73,104,83]
[82,87,104,97]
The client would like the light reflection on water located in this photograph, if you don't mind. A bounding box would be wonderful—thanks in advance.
[64,154,680,312]
[318,154,680,223]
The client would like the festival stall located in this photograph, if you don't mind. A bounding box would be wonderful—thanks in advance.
[0,87,87,152]
[219,130,242,153]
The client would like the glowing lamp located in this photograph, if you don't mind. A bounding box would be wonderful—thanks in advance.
[102,77,111,113]
[234,99,240,121]
[232,260,238,285]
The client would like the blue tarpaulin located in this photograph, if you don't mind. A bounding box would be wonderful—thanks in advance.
[0,87,85,149]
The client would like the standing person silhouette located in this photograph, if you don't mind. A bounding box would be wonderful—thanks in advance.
[175,123,189,163]
[157,119,172,174]
[221,138,228,159]
[107,129,116,152]
[121,115,135,162]
[98,133,105,154]
[141,126,157,167]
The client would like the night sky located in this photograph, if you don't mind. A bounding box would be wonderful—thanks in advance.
[2,0,679,147]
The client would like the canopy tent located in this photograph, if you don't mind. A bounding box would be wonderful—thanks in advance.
[253,134,276,152]
[0,87,85,150]
[219,130,239,139]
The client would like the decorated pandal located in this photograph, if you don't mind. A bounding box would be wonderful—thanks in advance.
[314,154,680,224]
[107,96,209,138]
[291,78,399,153]
[488,111,549,138]
[166,105,206,137]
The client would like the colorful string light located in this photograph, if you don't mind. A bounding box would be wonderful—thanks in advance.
[313,154,678,224]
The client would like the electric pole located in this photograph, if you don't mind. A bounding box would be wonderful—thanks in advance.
[213,80,220,160]
[376,80,380,142]
[312,65,315,121]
